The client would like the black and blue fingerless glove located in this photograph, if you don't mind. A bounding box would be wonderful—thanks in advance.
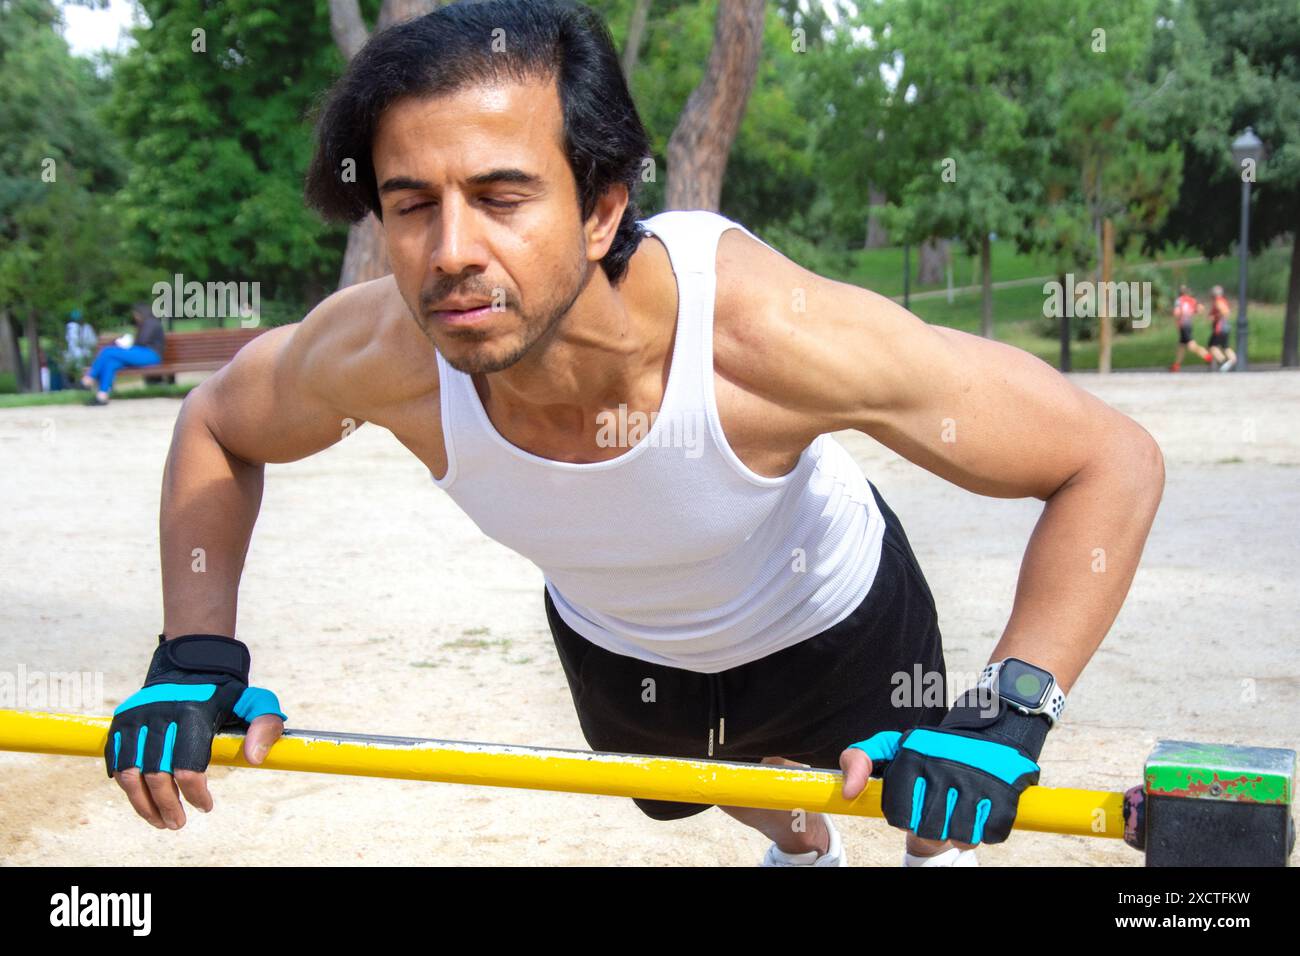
[850,688,1049,845]
[105,634,285,778]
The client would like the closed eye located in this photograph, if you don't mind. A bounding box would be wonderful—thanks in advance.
[397,197,521,215]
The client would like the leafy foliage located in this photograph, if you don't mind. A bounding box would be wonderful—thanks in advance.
[0,0,133,372]
[107,0,353,308]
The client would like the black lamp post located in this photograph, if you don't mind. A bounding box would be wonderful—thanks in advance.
[1230,127,1264,371]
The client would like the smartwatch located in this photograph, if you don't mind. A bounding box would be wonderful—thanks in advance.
[978,657,1066,728]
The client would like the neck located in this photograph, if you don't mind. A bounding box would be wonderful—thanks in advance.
[476,237,674,434]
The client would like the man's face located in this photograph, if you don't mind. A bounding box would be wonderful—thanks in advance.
[373,77,608,374]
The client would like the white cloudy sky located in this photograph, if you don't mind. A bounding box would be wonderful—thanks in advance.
[56,0,139,57]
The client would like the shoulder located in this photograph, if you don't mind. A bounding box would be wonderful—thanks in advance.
[712,226,873,442]
[712,226,795,390]
[712,226,945,436]
[289,274,439,418]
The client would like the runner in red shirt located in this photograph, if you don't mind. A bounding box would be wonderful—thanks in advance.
[1207,285,1238,372]
[1170,285,1211,371]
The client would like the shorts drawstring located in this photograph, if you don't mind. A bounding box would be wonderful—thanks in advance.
[707,672,726,757]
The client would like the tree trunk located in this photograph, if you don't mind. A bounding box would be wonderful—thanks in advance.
[377,0,439,30]
[339,217,392,289]
[0,310,20,381]
[23,310,41,392]
[621,0,652,84]
[917,238,948,286]
[1098,217,1113,374]
[980,233,993,339]
[1283,230,1299,368]
[665,1,765,210]
[864,183,888,249]
[1058,271,1072,372]
[330,0,442,289]
[328,0,368,58]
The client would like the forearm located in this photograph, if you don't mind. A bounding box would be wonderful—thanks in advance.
[159,391,265,639]
[988,431,1165,694]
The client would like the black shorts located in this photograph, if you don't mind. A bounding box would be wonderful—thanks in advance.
[1209,331,1229,349]
[1178,325,1193,345]
[544,482,949,821]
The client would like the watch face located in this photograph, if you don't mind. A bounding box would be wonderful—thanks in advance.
[999,658,1051,709]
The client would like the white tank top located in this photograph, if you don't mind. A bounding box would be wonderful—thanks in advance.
[431,209,885,672]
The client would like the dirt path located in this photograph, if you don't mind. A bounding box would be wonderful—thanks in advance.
[2,370,1297,866]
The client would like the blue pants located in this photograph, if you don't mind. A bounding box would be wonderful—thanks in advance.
[90,346,161,391]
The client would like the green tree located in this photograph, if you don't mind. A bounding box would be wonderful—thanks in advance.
[1145,0,1300,366]
[0,0,128,389]
[591,0,831,234]
[108,0,356,318]
[1027,1,1181,368]
[849,0,1070,337]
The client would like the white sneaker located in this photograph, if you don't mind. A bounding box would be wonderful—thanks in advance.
[1219,356,1236,372]
[902,846,980,867]
[760,814,846,866]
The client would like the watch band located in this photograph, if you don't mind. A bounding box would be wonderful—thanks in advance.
[978,659,1066,727]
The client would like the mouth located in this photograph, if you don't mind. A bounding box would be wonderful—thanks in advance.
[429,303,496,327]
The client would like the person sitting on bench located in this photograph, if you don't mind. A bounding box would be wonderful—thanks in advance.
[82,303,166,406]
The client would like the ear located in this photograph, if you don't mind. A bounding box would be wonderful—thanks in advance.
[584,182,630,265]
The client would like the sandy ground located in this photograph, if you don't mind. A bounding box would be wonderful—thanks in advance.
[1,368,1297,867]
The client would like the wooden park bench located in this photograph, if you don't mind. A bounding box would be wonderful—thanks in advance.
[94,327,269,381]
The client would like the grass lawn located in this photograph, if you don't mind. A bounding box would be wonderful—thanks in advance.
[829,243,1289,370]
[999,302,1287,370]
[835,241,1202,298]
[898,270,1288,370]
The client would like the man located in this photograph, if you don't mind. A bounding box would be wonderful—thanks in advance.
[1170,285,1212,371]
[1207,285,1238,372]
[65,309,97,384]
[102,0,1164,867]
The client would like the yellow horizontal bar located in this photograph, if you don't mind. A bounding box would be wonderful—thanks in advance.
[0,709,1125,839]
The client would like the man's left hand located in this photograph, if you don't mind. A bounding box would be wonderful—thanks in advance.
[838,689,1051,846]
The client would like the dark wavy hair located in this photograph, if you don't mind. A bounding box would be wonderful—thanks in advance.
[305,0,652,285]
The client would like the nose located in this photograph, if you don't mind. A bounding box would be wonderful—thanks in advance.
[429,193,490,278]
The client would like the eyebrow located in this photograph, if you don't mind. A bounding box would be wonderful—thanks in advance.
[378,168,544,195]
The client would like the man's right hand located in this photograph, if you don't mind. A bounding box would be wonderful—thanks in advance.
[105,634,286,829]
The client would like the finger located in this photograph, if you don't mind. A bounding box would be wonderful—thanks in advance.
[839,746,872,800]
[143,771,187,829]
[243,714,285,765]
[174,769,213,813]
[907,834,954,855]
[113,768,167,829]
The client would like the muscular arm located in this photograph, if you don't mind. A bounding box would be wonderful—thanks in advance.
[717,230,1165,695]
[160,287,378,638]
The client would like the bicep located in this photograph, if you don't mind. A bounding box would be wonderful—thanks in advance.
[855,315,1111,499]
[196,323,365,467]
[799,276,1142,500]
[720,228,1150,500]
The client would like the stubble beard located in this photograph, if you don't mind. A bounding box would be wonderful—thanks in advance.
[424,236,593,376]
